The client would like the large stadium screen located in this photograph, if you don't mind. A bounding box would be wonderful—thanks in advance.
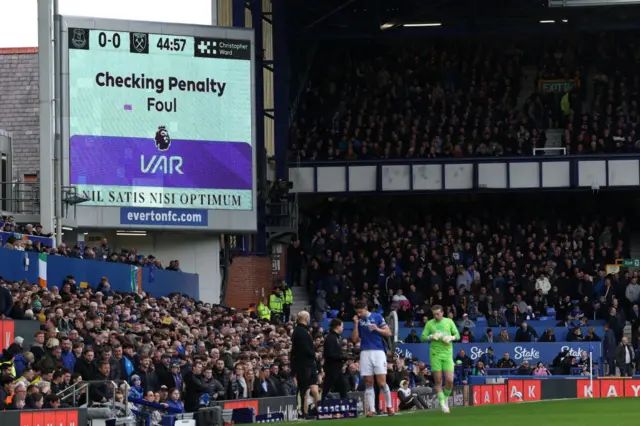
[67,27,253,211]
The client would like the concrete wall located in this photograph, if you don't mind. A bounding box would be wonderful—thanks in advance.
[0,49,39,178]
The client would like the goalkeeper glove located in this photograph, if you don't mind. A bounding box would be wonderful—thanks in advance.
[430,332,443,341]
[442,336,455,344]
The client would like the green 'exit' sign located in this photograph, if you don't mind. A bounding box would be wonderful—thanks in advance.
[621,259,640,267]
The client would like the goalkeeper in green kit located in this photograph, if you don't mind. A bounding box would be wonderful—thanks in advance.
[420,305,460,414]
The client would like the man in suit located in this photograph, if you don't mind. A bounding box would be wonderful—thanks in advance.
[615,337,635,377]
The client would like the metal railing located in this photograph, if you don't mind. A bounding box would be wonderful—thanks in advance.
[57,379,128,411]
[533,147,567,156]
[0,181,40,214]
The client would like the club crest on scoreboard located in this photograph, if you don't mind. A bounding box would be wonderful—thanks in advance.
[71,29,87,49]
[132,33,147,53]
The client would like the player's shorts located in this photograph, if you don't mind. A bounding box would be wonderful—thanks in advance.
[430,354,454,372]
[295,367,318,390]
[360,350,387,376]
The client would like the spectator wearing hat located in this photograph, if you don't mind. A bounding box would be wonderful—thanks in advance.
[128,375,144,399]
[269,287,284,324]
[169,362,183,391]
[156,354,173,389]
[3,337,24,363]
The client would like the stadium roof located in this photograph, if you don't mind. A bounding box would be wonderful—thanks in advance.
[285,0,640,39]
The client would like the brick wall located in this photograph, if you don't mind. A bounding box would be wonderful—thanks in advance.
[0,49,39,178]
[225,255,275,309]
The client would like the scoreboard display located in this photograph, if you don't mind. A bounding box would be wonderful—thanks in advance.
[67,26,254,212]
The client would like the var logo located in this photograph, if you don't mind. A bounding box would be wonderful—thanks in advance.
[140,155,184,175]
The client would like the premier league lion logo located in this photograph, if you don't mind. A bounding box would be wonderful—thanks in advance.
[154,125,171,151]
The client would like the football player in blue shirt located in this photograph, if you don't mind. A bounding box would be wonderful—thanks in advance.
[351,301,394,416]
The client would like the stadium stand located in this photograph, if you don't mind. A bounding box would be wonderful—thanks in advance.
[296,193,638,382]
[0,194,636,414]
[4,1,640,420]
[290,33,640,161]
[1,218,180,270]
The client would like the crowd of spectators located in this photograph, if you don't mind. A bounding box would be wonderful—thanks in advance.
[290,34,640,161]
[0,278,299,412]
[0,271,424,416]
[298,197,640,377]
[561,33,640,154]
[290,39,548,161]
[0,217,181,272]
[0,195,637,416]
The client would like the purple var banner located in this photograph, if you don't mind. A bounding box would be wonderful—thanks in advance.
[70,134,252,190]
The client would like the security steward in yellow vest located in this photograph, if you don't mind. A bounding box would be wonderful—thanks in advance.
[257,297,271,321]
[280,280,293,322]
[269,288,284,324]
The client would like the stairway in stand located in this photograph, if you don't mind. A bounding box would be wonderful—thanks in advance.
[290,285,310,320]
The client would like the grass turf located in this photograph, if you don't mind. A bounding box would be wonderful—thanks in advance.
[306,399,639,426]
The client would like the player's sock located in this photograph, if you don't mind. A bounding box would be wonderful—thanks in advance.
[365,386,375,413]
[437,391,446,406]
[381,384,392,408]
[443,388,452,399]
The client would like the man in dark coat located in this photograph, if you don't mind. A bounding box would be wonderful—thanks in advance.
[183,362,210,413]
[133,357,159,392]
[155,354,174,389]
[615,337,635,377]
[290,311,319,417]
[603,323,617,376]
[322,318,349,399]
[253,366,278,398]
[0,285,13,318]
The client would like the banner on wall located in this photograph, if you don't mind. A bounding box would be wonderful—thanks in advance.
[19,409,81,426]
[576,378,640,399]
[472,380,542,406]
[471,378,640,409]
[395,342,602,365]
[0,230,54,248]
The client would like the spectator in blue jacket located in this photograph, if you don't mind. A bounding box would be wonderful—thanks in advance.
[166,388,185,413]
[60,338,76,372]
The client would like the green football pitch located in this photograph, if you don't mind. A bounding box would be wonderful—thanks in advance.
[305,399,640,426]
